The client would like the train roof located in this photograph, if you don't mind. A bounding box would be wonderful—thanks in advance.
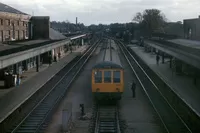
[93,39,123,69]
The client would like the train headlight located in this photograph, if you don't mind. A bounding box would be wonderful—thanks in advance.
[116,88,120,92]
[96,88,100,92]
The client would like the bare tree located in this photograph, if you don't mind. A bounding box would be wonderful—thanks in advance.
[133,12,143,23]
[133,9,167,36]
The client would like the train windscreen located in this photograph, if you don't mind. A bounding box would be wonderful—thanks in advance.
[95,71,102,83]
[104,71,111,83]
[113,71,120,83]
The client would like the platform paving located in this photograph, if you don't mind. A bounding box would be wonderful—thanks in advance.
[0,64,49,97]
[129,44,200,117]
[145,40,200,70]
[0,45,89,123]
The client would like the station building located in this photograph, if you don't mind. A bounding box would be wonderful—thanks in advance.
[184,15,200,41]
[0,2,89,88]
[0,2,30,42]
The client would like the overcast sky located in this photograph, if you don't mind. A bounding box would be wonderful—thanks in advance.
[1,0,200,25]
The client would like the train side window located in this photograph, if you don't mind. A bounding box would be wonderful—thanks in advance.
[113,71,120,83]
[104,71,111,83]
[95,71,102,83]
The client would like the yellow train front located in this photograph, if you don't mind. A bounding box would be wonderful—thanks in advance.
[91,39,124,101]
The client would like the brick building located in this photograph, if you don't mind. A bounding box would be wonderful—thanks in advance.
[184,16,200,41]
[0,2,31,43]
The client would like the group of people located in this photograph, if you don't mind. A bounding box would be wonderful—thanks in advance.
[4,70,21,87]
[48,45,74,66]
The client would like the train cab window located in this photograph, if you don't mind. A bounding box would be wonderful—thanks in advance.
[94,71,102,83]
[113,71,121,83]
[104,71,111,83]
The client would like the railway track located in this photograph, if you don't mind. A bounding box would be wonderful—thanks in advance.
[116,40,192,133]
[94,103,121,133]
[9,40,101,133]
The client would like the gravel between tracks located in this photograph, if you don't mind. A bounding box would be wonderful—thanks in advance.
[44,46,101,133]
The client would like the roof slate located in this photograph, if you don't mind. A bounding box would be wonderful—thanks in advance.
[0,2,27,15]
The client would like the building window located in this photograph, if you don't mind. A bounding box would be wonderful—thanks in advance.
[5,20,8,25]
[6,19,10,25]
[23,30,25,39]
[113,71,121,83]
[17,21,20,26]
[94,71,102,83]
[23,21,25,26]
[8,30,11,38]
[0,31,3,42]
[5,20,11,25]
[25,30,28,37]
[15,31,18,40]
[0,19,3,25]
[5,30,10,40]
[104,71,111,83]
[13,30,15,39]
[12,23,15,39]
[16,30,19,40]
[12,22,15,26]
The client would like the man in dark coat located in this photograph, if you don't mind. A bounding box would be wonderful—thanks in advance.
[156,54,160,65]
[49,56,52,65]
[131,81,136,98]
[70,46,73,53]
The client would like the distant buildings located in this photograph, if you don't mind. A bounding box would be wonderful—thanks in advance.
[184,16,200,41]
[0,2,30,42]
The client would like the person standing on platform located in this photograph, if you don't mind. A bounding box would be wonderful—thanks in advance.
[70,46,72,53]
[16,74,21,86]
[58,52,61,59]
[131,81,136,98]
[49,56,52,66]
[69,44,72,53]
[54,55,57,62]
[156,54,160,65]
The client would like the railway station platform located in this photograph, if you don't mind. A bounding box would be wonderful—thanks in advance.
[145,40,200,69]
[129,44,200,116]
[0,64,49,97]
[0,45,89,123]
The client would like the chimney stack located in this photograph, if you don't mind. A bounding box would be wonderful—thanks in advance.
[76,17,78,25]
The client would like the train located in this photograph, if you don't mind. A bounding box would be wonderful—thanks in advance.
[91,38,124,100]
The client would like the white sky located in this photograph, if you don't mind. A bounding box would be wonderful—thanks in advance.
[1,0,200,25]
